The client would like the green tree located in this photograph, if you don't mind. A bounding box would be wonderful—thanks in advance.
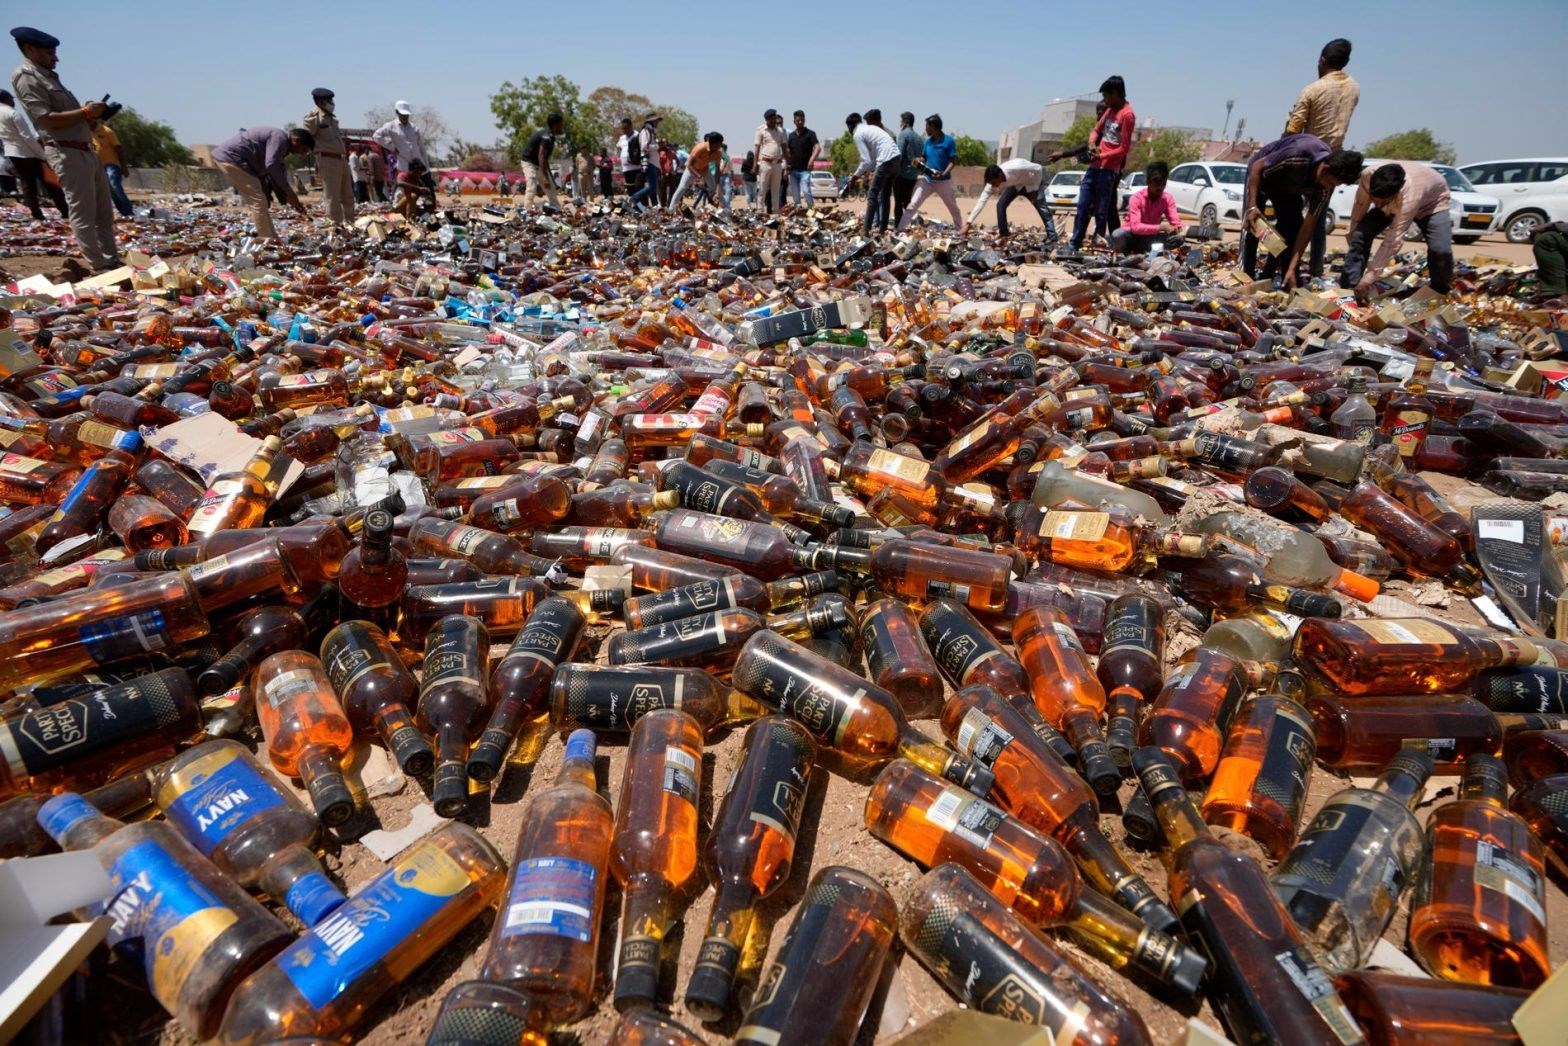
[491,75,611,162]
[953,135,992,167]
[1059,114,1096,155]
[1360,128,1456,165]
[109,108,193,167]
[828,130,859,178]
[659,106,701,150]
[1126,129,1201,174]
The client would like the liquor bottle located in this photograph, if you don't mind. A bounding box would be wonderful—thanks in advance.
[188,435,283,539]
[427,731,613,1041]
[155,739,348,925]
[217,823,506,1045]
[1337,481,1476,587]
[469,597,587,782]
[1331,376,1376,442]
[466,473,572,534]
[1504,728,1568,788]
[605,601,848,670]
[940,684,1178,933]
[732,630,993,794]
[644,508,817,581]
[733,865,898,1046]
[1473,665,1568,714]
[699,458,856,529]
[419,615,492,817]
[611,708,703,1010]
[0,668,199,800]
[0,452,79,506]
[611,1009,706,1046]
[917,598,1078,766]
[901,863,1152,1042]
[1272,751,1435,973]
[1379,381,1435,459]
[337,507,407,625]
[0,766,154,858]
[253,650,358,827]
[859,596,945,718]
[864,760,1204,993]
[106,492,189,551]
[658,460,809,542]
[38,792,292,1040]
[1097,593,1164,767]
[1165,551,1343,618]
[1194,510,1381,601]
[1307,692,1502,772]
[1294,617,1537,696]
[550,663,764,736]
[319,619,433,775]
[407,516,561,577]
[398,578,555,645]
[1133,749,1368,1046]
[1198,690,1316,859]
[933,391,1061,484]
[685,716,816,1020]
[622,571,836,630]
[180,535,304,612]
[198,598,317,694]
[1006,505,1151,573]
[1243,465,1332,522]
[1162,430,1275,473]
[1333,970,1529,1046]
[1508,772,1568,880]
[35,448,136,555]
[1139,646,1251,783]
[613,542,746,592]
[532,525,655,570]
[808,537,1013,613]
[1015,606,1121,794]
[1407,754,1550,988]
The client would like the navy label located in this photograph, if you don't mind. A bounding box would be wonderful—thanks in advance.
[163,747,285,856]
[501,857,599,942]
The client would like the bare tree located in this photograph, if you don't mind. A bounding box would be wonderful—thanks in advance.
[363,104,454,157]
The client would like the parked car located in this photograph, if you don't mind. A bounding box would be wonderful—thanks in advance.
[809,170,840,200]
[1164,161,1249,228]
[1045,170,1083,208]
[1458,157,1568,242]
[1117,170,1145,213]
[1328,161,1501,245]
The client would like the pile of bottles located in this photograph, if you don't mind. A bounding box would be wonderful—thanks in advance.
[1,197,1565,1046]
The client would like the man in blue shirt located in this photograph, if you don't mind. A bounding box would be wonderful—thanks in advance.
[895,114,964,234]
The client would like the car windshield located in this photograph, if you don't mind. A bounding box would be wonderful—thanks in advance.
[1054,172,1084,185]
[1432,165,1475,192]
[1210,166,1246,184]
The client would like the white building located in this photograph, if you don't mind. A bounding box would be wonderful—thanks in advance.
[998,98,1213,164]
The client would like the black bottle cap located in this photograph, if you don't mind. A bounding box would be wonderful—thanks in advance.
[390,726,435,777]
[684,937,741,1022]
[613,955,660,1012]
[1121,785,1162,846]
[1168,943,1209,995]
[307,773,354,828]
[431,759,471,818]
[466,733,508,784]
[1079,743,1123,796]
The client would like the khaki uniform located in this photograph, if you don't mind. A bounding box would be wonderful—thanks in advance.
[303,104,353,225]
[10,58,119,271]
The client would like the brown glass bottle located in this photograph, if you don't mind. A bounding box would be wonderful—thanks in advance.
[469,597,586,782]
[1015,606,1121,794]
[623,573,770,629]
[0,452,79,506]
[646,508,815,580]
[612,708,703,1010]
[531,525,655,570]
[36,447,136,556]
[810,537,1014,613]
[1504,728,1568,788]
[1338,481,1474,586]
[397,577,555,646]
[198,601,312,694]
[1294,616,1537,696]
[732,629,992,794]
[685,716,816,1020]
[605,602,848,670]
[1166,551,1343,618]
[1140,646,1250,783]
[319,619,433,774]
[1333,970,1528,1046]
[1509,772,1568,881]
[338,507,407,625]
[466,473,572,534]
[254,650,358,827]
[188,435,283,539]
[418,614,492,816]
[1408,754,1550,988]
[1307,692,1503,772]
[901,863,1153,1043]
[407,516,560,577]
[0,767,154,858]
[1133,748,1368,1046]
[865,760,1204,993]
[107,492,188,551]
[940,684,1178,933]
[1198,692,1315,859]
[1244,465,1332,522]
[733,865,898,1046]
[858,595,945,718]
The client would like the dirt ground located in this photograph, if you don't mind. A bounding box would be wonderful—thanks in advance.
[8,191,1563,1045]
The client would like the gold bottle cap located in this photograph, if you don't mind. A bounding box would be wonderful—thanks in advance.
[650,490,682,510]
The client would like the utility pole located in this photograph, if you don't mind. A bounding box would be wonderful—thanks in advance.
[1222,99,1235,140]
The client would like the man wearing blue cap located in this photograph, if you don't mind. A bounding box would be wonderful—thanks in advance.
[9,26,121,273]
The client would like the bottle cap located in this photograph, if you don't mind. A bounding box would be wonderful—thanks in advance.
[388,722,435,777]
[286,870,348,926]
[37,792,98,842]
[613,954,660,1012]
[1330,567,1381,603]
[684,937,742,1021]
[432,759,471,818]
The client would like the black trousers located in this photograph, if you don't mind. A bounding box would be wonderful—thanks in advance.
[864,158,899,232]
[10,156,67,220]
[1242,188,1309,280]
[1341,206,1454,294]
[996,185,1055,239]
[892,175,917,225]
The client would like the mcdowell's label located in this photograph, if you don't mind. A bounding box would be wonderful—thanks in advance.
[1038,510,1109,542]
[1352,618,1454,647]
[865,447,930,485]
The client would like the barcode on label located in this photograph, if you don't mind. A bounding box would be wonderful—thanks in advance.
[665,746,698,773]
[506,900,593,928]
[925,787,967,831]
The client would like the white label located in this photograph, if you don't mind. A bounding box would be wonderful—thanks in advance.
[1478,519,1525,544]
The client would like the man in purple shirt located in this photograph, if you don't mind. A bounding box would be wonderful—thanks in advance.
[211,125,314,238]
[1242,132,1362,288]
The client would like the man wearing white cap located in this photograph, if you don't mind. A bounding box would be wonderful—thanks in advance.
[373,101,430,177]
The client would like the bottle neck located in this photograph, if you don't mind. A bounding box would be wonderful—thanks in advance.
[1458,753,1509,807]
[1476,635,1538,671]
[1372,751,1435,810]
[1135,749,1211,851]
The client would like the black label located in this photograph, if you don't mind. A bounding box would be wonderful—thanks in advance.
[726,724,813,843]
[916,908,1055,1027]
[1,679,170,777]
[616,612,727,665]
[1253,703,1317,812]
[920,609,996,684]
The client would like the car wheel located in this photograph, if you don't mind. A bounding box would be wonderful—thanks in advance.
[1454,235,1479,245]
[1200,203,1218,226]
[1506,210,1546,244]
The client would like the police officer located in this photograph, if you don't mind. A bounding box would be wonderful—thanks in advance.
[9,26,120,273]
[303,87,353,225]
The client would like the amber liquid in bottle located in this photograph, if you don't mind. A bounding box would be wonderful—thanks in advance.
[1294,617,1540,696]
[1307,692,1502,772]
[1510,772,1568,881]
[549,664,738,735]
[35,448,136,556]
[187,435,282,539]
[1015,606,1121,794]
[1201,692,1317,860]
[319,619,433,775]
[611,708,704,1010]
[1140,646,1249,782]
[859,595,945,719]
[1407,754,1550,989]
[418,614,492,817]
[254,650,358,827]
[469,596,586,782]
[1334,970,1529,1046]
[337,507,408,626]
[685,716,816,1020]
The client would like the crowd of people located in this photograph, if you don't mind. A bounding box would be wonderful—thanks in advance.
[4,25,1565,302]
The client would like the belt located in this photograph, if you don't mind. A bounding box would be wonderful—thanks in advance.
[46,140,90,151]
[318,151,343,159]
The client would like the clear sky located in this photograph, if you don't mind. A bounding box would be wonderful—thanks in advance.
[7,0,1566,163]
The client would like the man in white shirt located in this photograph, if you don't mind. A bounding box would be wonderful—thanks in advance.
[626,113,663,213]
[372,101,430,177]
[752,108,787,215]
[0,86,64,219]
[847,110,900,234]
[348,146,370,204]
[969,158,1056,240]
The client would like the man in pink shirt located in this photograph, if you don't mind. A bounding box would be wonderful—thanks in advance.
[1111,161,1185,255]
[1341,161,1452,302]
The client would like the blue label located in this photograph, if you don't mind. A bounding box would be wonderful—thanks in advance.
[500,857,598,943]
[285,870,347,926]
[103,839,228,956]
[56,469,97,517]
[164,750,286,856]
[564,730,596,764]
[278,841,471,1010]
[79,609,171,665]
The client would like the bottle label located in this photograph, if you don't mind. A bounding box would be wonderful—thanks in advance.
[1474,839,1547,923]
[422,627,480,689]
[1050,618,1086,654]
[1390,410,1429,457]
[953,706,1013,768]
[1352,618,1454,646]
[79,609,171,665]
[1401,737,1457,761]
[771,681,853,745]
[942,422,991,461]
[1252,702,1316,813]
[0,453,46,474]
[448,525,489,556]
[865,447,930,485]
[563,672,688,731]
[263,669,319,710]
[1273,946,1366,1045]
[106,839,242,1010]
[454,475,512,490]
[1101,613,1155,657]
[925,786,1007,850]
[0,681,171,780]
[183,552,233,583]
[1277,794,1408,931]
[490,498,523,530]
[161,745,285,856]
[501,856,599,942]
[921,614,999,683]
[1039,510,1109,542]
[505,603,579,667]
[918,906,1075,1029]
[323,633,396,694]
[662,744,700,805]
[78,420,139,451]
[279,840,471,1009]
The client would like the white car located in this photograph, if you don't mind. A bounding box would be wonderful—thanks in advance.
[808,170,840,200]
[1164,161,1249,228]
[1046,170,1083,208]
[1458,157,1568,242]
[1329,161,1501,245]
[1117,170,1145,213]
